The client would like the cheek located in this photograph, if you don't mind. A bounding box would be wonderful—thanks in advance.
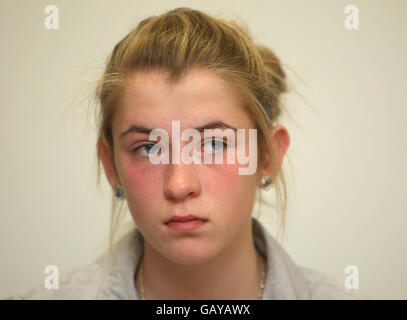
[116,158,162,214]
[204,164,237,194]
[203,163,258,214]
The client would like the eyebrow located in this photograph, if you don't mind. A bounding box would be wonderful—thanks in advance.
[119,121,238,139]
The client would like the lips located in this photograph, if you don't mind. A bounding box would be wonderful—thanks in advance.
[165,214,207,224]
[165,214,208,232]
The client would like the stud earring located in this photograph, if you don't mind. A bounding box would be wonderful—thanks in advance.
[261,176,273,191]
[115,184,125,199]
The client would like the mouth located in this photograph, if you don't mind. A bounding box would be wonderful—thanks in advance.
[165,214,208,232]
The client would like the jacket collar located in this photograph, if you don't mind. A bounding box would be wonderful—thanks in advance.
[97,217,310,299]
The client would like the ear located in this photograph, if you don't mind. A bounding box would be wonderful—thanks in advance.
[99,137,120,189]
[259,124,290,180]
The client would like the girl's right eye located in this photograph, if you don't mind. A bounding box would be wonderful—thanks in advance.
[133,143,158,157]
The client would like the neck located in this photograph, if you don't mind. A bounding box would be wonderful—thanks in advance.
[136,218,263,300]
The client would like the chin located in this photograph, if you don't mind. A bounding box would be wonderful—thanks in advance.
[161,241,220,266]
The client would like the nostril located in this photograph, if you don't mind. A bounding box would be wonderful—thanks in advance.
[163,175,201,200]
[164,185,195,200]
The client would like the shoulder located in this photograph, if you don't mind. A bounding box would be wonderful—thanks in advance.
[6,229,143,300]
[299,266,365,300]
[6,258,109,300]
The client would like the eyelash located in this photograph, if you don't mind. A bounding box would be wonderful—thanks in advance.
[132,138,228,155]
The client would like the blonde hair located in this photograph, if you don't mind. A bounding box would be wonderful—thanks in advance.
[93,7,290,266]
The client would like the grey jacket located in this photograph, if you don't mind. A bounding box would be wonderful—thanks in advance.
[7,217,362,299]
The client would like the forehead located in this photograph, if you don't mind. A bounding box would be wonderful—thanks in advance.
[113,68,254,134]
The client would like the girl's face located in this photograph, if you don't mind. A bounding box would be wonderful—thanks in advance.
[109,68,262,265]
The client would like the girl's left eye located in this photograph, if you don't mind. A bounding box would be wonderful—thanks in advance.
[202,138,227,153]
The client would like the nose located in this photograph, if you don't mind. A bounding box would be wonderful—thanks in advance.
[163,163,201,201]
